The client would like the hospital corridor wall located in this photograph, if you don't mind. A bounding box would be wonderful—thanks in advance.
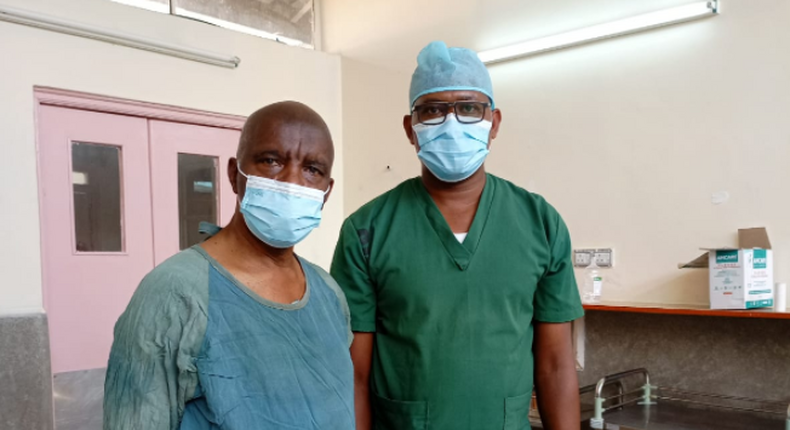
[3,0,790,428]
[331,0,790,405]
[0,0,344,428]
[334,0,790,309]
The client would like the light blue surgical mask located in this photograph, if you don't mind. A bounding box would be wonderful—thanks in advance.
[238,165,330,249]
[413,116,492,183]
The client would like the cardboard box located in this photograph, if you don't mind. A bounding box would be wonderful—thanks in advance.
[679,228,774,310]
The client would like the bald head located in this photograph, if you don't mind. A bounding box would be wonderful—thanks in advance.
[230,101,335,197]
[237,101,333,163]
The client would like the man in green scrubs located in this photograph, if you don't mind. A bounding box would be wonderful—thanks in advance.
[331,41,584,430]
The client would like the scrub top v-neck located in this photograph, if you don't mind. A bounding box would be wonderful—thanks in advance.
[331,174,584,430]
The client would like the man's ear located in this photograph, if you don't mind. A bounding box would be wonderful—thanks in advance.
[229,157,240,195]
[403,115,418,149]
[490,108,503,141]
[322,178,335,209]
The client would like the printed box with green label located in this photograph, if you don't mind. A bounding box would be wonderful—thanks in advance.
[680,228,774,310]
[709,248,773,309]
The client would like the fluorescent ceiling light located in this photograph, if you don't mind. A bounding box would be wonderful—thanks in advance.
[0,4,241,68]
[110,0,169,14]
[478,1,719,64]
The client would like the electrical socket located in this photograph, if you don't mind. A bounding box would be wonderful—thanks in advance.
[573,248,614,268]
[593,249,614,267]
[573,249,593,267]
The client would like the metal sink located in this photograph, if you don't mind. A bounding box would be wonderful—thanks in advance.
[576,368,789,430]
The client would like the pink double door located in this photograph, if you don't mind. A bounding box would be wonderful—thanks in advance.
[38,105,240,374]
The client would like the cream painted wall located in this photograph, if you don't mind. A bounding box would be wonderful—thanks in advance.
[0,0,343,314]
[487,0,789,305]
[340,58,418,215]
[333,0,790,307]
[323,0,706,73]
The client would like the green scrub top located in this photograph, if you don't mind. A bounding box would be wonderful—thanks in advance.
[331,174,584,430]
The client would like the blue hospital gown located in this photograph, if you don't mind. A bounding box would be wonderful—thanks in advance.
[103,244,355,430]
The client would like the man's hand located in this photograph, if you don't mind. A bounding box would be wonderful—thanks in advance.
[350,332,375,430]
[534,321,580,430]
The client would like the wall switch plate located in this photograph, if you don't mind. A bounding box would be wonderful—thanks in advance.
[573,248,614,268]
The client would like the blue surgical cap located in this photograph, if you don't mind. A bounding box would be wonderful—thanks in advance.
[409,41,494,108]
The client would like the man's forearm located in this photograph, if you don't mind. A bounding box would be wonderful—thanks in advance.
[533,321,580,430]
[350,332,375,430]
[535,366,580,430]
[354,379,372,430]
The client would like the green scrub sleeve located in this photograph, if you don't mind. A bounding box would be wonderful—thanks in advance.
[331,218,378,333]
[533,209,585,323]
[103,251,209,430]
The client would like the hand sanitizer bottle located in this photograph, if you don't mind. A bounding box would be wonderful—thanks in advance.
[583,257,603,303]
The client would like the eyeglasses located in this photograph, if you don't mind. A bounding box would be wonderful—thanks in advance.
[411,101,491,125]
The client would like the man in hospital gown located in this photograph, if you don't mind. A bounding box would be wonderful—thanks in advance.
[331,41,585,430]
[104,101,355,429]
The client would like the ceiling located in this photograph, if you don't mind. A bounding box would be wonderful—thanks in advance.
[321,0,702,73]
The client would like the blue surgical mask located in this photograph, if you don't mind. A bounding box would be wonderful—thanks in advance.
[413,116,492,183]
[238,166,330,249]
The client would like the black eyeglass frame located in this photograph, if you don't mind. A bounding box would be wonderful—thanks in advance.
[410,101,492,125]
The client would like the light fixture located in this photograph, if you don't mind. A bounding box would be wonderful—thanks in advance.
[0,4,241,68]
[478,1,719,64]
[110,0,169,14]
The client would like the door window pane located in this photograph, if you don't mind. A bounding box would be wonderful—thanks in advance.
[178,154,218,249]
[72,143,124,252]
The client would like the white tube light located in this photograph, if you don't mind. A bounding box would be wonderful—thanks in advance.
[478,1,719,64]
[0,4,241,68]
[110,0,169,14]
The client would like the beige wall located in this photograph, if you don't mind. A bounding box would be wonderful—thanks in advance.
[0,0,343,314]
[335,0,790,307]
[3,0,788,313]
[340,58,418,215]
[322,0,705,73]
